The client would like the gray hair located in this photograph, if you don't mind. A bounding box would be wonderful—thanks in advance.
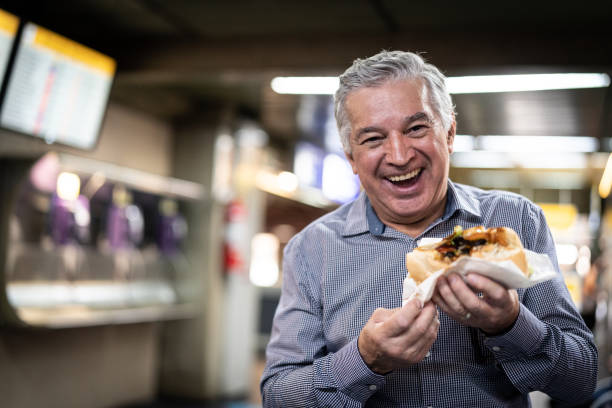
[334,50,455,154]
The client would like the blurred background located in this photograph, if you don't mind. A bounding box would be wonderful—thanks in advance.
[0,1,611,407]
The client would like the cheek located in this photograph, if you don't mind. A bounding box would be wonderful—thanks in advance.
[351,151,379,171]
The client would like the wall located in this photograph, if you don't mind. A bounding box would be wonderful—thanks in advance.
[0,103,174,408]
[0,324,159,408]
[0,103,174,176]
[158,116,224,399]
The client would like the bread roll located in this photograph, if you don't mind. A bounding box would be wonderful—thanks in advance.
[405,226,528,284]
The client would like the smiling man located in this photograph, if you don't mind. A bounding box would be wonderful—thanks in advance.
[261,51,597,407]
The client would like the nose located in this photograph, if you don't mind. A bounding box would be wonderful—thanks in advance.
[386,131,414,165]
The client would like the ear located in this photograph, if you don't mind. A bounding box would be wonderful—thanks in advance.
[345,151,359,175]
[446,115,457,154]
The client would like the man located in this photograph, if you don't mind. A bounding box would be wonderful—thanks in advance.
[261,50,597,407]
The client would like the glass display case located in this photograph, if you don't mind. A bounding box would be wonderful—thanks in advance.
[0,152,204,327]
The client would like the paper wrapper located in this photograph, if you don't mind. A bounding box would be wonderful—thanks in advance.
[402,249,557,306]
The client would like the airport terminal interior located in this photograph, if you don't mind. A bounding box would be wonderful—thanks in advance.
[0,1,611,407]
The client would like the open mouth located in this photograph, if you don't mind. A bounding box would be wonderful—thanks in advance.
[387,168,422,187]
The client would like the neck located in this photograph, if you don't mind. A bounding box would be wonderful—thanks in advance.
[382,197,447,238]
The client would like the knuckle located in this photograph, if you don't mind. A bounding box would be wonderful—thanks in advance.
[394,314,411,330]
[413,319,430,336]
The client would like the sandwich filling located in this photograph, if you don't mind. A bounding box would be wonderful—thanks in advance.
[434,226,487,262]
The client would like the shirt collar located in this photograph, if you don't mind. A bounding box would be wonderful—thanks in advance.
[342,180,482,237]
[445,180,482,218]
[342,191,371,236]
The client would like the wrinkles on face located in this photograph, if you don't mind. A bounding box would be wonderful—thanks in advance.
[345,79,455,236]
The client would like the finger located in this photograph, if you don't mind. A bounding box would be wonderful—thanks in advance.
[379,298,423,337]
[433,291,469,323]
[436,274,469,315]
[404,310,440,360]
[464,273,509,305]
[403,302,438,340]
[447,273,487,314]
[431,292,451,316]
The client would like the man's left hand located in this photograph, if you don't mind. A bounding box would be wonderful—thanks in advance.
[432,272,519,335]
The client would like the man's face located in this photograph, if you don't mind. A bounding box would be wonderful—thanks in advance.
[345,79,455,230]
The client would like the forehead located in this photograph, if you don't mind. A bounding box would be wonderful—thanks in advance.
[345,79,433,125]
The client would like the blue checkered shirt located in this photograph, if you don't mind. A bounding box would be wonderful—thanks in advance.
[261,181,597,407]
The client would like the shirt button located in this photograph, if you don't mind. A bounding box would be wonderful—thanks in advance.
[369,384,377,391]
[425,351,431,358]
[492,346,501,352]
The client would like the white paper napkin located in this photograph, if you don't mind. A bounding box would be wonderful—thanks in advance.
[402,249,557,305]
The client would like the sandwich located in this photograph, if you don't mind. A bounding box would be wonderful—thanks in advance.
[405,225,529,284]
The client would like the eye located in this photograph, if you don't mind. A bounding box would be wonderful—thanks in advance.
[406,124,428,136]
[361,134,384,145]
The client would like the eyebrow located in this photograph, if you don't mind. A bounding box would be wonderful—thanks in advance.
[354,112,433,140]
[403,112,433,126]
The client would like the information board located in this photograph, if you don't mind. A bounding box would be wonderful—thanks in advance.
[0,22,116,150]
[0,9,18,85]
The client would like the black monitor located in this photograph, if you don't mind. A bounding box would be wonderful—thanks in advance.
[0,21,115,150]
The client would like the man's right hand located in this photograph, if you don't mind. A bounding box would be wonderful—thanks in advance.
[357,299,440,374]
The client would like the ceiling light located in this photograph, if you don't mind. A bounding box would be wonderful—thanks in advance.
[478,135,598,153]
[451,151,588,169]
[271,73,610,95]
[512,152,587,169]
[451,151,514,168]
[452,135,475,152]
[447,73,610,94]
[271,76,339,94]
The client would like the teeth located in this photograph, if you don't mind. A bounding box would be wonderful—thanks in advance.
[388,169,421,182]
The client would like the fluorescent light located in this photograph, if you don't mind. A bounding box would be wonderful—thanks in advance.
[271,76,339,94]
[271,73,610,95]
[447,73,610,94]
[478,135,598,153]
[513,152,587,169]
[453,135,475,152]
[452,151,588,169]
[451,151,514,168]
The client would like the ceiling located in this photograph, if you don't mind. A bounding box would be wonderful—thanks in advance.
[2,0,612,146]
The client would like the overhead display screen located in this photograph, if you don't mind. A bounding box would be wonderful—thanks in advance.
[0,9,18,83]
[0,22,116,150]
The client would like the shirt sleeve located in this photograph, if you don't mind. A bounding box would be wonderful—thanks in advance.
[483,202,597,403]
[260,233,385,408]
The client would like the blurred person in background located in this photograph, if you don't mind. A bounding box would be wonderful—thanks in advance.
[261,50,597,407]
